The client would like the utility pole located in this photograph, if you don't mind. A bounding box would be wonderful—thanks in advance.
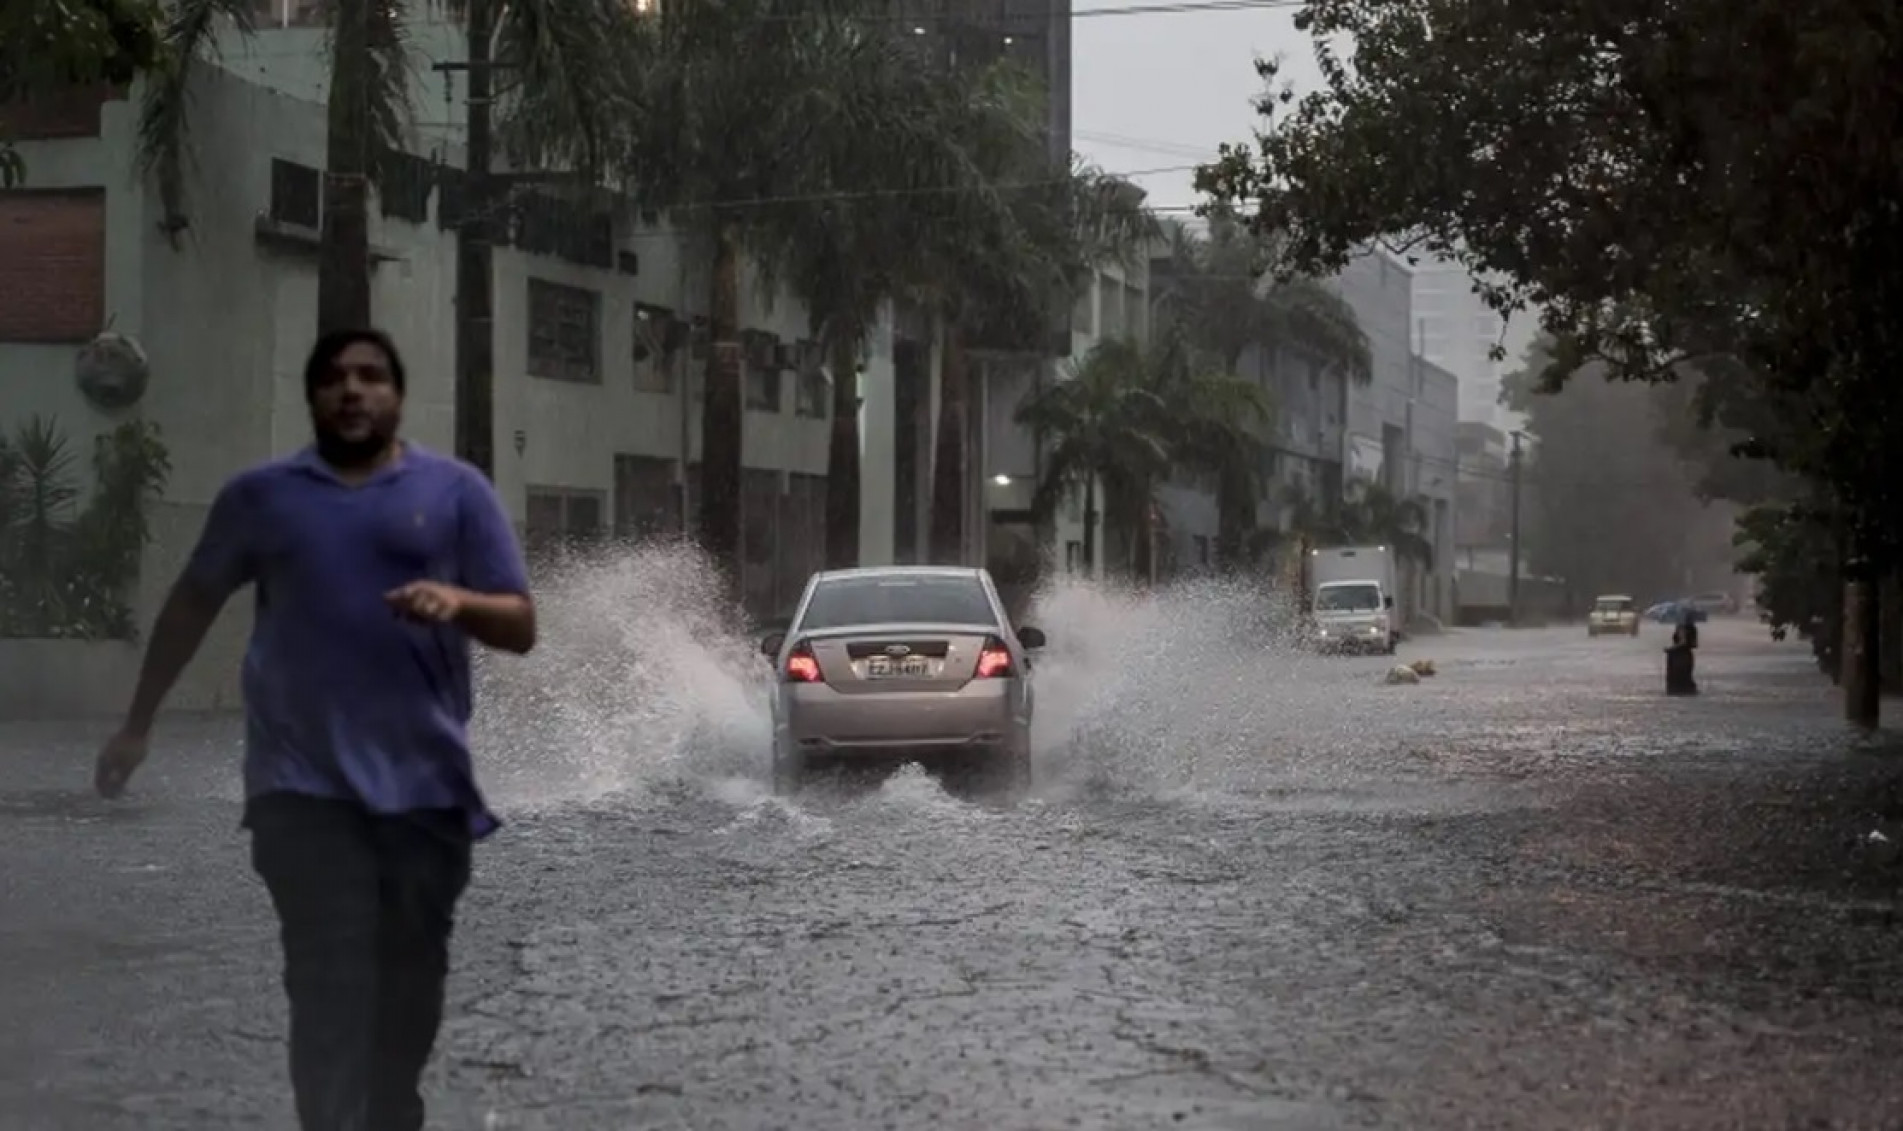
[1507,429,1523,626]
[440,0,496,479]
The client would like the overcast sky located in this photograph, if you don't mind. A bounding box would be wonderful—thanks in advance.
[1071,4,1325,217]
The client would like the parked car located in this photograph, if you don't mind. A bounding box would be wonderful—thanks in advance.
[1587,594,1640,637]
[759,566,1043,796]
[1688,591,1740,615]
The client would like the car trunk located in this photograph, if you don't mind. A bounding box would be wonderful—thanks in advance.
[801,627,994,694]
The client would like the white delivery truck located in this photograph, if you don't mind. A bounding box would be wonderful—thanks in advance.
[1303,544,1399,655]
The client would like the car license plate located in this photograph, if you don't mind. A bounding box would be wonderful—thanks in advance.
[866,655,930,678]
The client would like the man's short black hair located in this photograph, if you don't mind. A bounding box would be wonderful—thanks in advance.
[304,327,406,401]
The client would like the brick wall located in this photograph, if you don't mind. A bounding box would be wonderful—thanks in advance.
[0,189,106,343]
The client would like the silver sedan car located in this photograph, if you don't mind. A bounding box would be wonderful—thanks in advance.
[759,566,1045,795]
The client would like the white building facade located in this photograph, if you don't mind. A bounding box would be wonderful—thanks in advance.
[0,59,919,715]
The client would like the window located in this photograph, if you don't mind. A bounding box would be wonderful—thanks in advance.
[253,0,327,27]
[746,364,782,412]
[795,368,829,418]
[613,454,680,537]
[1316,583,1382,612]
[527,279,600,383]
[1098,272,1124,338]
[798,574,997,630]
[523,486,605,557]
[631,307,673,393]
[269,159,321,229]
[1070,280,1095,334]
[1123,282,1144,341]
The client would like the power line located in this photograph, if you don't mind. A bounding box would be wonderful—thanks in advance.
[754,0,1306,23]
[580,162,1205,240]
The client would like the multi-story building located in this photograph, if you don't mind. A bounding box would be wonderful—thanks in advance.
[1410,253,1538,436]
[1143,243,1460,621]
[0,77,841,716]
[0,3,1094,717]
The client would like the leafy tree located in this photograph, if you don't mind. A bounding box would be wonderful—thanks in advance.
[1,0,166,186]
[1501,337,1736,610]
[1197,0,1903,724]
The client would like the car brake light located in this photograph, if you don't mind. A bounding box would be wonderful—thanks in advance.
[975,637,1013,679]
[785,644,821,683]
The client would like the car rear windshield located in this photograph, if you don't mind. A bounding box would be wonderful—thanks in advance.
[799,575,997,631]
[1596,598,1632,611]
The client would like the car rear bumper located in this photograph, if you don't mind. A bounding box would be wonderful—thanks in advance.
[777,679,1024,757]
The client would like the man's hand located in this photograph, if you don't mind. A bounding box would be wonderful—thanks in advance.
[95,729,149,799]
[384,580,468,624]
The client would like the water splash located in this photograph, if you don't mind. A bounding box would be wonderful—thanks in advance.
[473,543,1396,812]
[476,540,770,808]
[1023,571,1338,800]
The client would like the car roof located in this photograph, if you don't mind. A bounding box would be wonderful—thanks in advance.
[812,565,988,583]
[1595,594,1634,601]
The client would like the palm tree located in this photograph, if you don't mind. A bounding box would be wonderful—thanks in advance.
[749,52,1038,571]
[137,0,635,332]
[1014,339,1169,577]
[1151,209,1371,562]
[1016,335,1268,580]
[1142,320,1275,577]
[927,155,1159,564]
[1288,479,1433,566]
[624,0,1016,582]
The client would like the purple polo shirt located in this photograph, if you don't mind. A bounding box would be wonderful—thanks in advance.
[183,443,529,839]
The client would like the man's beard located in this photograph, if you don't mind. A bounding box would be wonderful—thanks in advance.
[313,425,394,469]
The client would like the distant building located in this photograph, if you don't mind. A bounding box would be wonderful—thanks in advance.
[1144,244,1461,623]
[1409,253,1536,435]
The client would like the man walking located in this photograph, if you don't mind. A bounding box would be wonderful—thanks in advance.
[93,328,536,1130]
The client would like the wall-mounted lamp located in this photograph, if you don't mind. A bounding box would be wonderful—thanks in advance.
[513,429,527,457]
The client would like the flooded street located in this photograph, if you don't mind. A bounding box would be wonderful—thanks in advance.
[4,571,1901,1129]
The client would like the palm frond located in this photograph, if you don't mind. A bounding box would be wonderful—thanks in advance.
[492,0,645,180]
[135,0,256,233]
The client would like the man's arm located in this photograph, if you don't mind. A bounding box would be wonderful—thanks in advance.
[123,579,230,734]
[454,469,536,655]
[121,479,256,734]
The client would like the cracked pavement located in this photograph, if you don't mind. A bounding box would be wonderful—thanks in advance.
[4,617,1903,1129]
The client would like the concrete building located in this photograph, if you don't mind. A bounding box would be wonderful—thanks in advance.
[0,4,1093,717]
[1410,253,1537,436]
[1332,252,1459,625]
[0,67,881,716]
[1142,244,1459,622]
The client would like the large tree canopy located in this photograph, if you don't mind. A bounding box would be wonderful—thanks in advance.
[1196,0,1903,527]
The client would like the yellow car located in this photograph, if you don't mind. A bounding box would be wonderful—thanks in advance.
[1587,595,1640,637]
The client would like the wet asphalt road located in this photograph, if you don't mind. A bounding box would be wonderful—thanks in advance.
[4,616,1903,1130]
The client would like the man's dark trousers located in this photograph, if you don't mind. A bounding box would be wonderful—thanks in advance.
[248,793,472,1131]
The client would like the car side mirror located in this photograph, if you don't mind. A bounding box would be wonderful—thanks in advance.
[1017,626,1047,650]
[1383,596,1394,609]
[759,632,785,658]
